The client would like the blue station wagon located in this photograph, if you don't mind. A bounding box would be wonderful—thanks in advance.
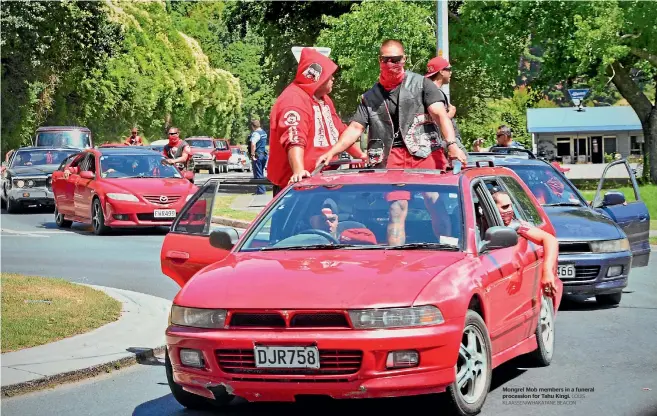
[470,148,650,306]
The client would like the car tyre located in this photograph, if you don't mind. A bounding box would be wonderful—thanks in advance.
[527,295,555,366]
[445,310,492,416]
[6,197,21,214]
[596,292,622,306]
[165,347,234,410]
[54,206,73,228]
[91,198,109,235]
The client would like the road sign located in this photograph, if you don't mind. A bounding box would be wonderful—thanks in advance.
[568,88,590,106]
[292,47,331,63]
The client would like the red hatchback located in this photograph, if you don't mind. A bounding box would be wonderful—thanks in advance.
[52,147,198,235]
[161,164,563,415]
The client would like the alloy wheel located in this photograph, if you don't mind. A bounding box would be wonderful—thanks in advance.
[456,325,489,404]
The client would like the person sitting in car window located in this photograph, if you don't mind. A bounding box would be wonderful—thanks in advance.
[309,198,340,239]
[491,188,558,297]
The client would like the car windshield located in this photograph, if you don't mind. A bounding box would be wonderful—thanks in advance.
[238,183,463,251]
[11,149,77,168]
[505,164,583,206]
[98,154,182,179]
[187,139,213,148]
[36,131,91,148]
[231,148,240,154]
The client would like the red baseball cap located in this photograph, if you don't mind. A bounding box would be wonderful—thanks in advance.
[425,56,451,78]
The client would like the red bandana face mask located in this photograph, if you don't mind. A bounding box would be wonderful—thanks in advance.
[379,61,405,91]
[168,136,179,147]
[500,210,515,226]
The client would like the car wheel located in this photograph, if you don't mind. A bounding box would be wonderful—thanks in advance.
[445,310,492,416]
[165,347,234,410]
[54,206,73,228]
[91,198,109,235]
[596,292,622,306]
[6,197,21,214]
[527,295,555,366]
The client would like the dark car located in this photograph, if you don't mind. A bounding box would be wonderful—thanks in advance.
[470,148,650,305]
[1,147,79,213]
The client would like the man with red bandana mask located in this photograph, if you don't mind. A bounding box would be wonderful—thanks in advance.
[267,48,366,197]
[162,127,191,171]
[492,189,559,297]
[317,39,467,245]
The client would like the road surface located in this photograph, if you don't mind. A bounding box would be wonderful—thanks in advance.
[1,178,656,415]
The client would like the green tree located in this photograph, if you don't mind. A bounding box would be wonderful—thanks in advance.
[1,0,121,152]
[458,0,657,182]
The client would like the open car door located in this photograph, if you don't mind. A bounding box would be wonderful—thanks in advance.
[161,180,240,287]
[592,159,650,268]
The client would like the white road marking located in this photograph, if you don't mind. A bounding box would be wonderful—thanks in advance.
[0,228,70,238]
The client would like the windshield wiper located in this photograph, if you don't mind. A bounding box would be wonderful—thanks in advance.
[260,243,358,251]
[386,242,460,251]
[543,202,581,207]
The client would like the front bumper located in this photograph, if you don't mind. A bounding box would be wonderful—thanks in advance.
[7,187,54,205]
[103,199,187,227]
[558,251,631,296]
[166,320,462,402]
[192,158,214,169]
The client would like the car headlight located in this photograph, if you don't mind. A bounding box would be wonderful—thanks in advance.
[106,193,139,202]
[185,194,194,202]
[170,305,227,329]
[348,305,444,329]
[15,179,25,188]
[590,238,630,253]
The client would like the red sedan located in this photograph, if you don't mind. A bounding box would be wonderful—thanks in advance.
[52,147,198,235]
[160,165,563,415]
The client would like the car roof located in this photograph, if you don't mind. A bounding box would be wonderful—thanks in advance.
[468,152,554,168]
[93,147,164,156]
[14,146,79,152]
[36,126,91,132]
[296,166,517,187]
[186,136,213,140]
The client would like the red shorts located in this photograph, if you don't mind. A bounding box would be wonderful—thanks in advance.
[386,147,447,202]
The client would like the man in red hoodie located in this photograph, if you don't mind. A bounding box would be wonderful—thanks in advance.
[267,48,366,196]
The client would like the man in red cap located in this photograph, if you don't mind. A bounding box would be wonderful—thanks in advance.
[267,48,366,197]
[425,56,462,145]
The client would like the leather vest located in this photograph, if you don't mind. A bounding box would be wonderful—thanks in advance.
[362,71,444,168]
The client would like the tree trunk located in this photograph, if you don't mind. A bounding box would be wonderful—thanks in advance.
[645,107,657,183]
[608,62,656,183]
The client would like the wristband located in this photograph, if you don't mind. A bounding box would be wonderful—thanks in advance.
[446,141,457,148]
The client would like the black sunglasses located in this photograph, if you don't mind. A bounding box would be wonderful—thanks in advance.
[379,55,404,64]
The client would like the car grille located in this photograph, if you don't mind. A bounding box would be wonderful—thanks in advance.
[561,266,601,282]
[136,214,174,222]
[216,349,363,375]
[228,312,350,329]
[559,242,591,253]
[142,195,181,205]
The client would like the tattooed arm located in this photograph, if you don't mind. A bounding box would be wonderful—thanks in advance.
[387,200,408,246]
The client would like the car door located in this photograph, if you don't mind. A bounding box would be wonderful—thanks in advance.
[473,182,528,355]
[161,180,235,287]
[74,153,97,219]
[592,159,650,268]
[52,153,84,216]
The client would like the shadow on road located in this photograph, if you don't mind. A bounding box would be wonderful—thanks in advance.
[558,295,620,312]
[1,205,55,215]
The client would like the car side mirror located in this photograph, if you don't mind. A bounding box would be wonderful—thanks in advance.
[209,228,240,251]
[602,191,625,206]
[480,226,518,252]
[79,171,95,180]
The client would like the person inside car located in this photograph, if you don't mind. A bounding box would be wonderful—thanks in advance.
[18,152,33,166]
[308,198,378,245]
[491,188,558,297]
[309,198,340,239]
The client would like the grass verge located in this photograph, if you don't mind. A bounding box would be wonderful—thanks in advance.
[212,195,258,222]
[1,274,121,352]
[650,236,657,246]
[579,184,657,230]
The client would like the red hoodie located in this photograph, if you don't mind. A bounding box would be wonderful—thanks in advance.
[267,48,348,188]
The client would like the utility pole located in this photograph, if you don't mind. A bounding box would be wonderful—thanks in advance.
[436,0,450,102]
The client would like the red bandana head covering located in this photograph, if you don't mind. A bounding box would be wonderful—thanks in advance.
[379,61,405,91]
